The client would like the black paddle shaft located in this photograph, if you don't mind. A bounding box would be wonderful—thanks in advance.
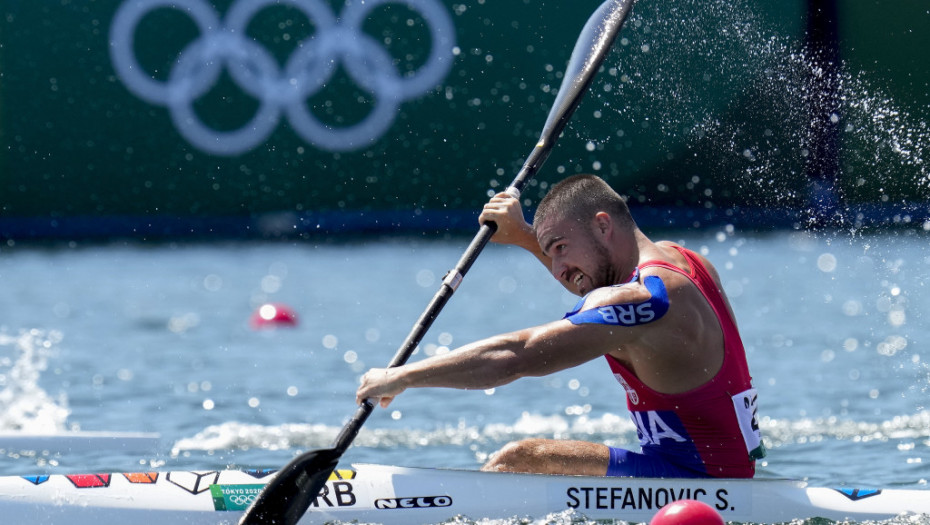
[240,1,635,523]
[335,0,635,457]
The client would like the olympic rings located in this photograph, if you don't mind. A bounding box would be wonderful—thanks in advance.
[109,0,456,155]
[228,493,257,506]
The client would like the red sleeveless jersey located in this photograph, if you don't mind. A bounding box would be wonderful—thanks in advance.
[604,246,764,478]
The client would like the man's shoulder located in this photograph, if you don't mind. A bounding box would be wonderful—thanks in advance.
[645,242,720,278]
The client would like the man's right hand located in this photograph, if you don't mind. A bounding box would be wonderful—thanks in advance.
[479,192,535,246]
[357,367,405,408]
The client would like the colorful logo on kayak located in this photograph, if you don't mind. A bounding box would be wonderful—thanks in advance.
[834,488,883,501]
[167,471,220,494]
[375,495,453,510]
[108,0,456,155]
[330,469,357,481]
[211,484,264,511]
[22,472,157,486]
[124,472,159,484]
[22,475,49,485]
[67,474,111,488]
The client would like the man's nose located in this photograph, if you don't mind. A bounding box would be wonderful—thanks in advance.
[551,259,567,283]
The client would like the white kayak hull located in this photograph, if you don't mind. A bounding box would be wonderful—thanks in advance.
[0,463,927,524]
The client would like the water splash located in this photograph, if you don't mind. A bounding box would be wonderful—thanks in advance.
[576,0,930,223]
[842,74,930,203]
[0,330,70,433]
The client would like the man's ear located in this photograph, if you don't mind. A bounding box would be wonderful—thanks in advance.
[593,211,611,236]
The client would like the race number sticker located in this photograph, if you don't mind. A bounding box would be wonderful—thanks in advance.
[731,388,766,460]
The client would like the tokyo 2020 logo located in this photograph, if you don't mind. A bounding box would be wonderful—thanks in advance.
[109,0,456,155]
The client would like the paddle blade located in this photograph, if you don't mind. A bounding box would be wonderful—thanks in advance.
[239,448,340,525]
[542,0,633,139]
[509,0,635,194]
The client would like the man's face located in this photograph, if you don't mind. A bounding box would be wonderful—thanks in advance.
[536,215,613,296]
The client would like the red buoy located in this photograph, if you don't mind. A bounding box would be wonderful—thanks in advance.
[650,499,725,525]
[250,303,298,329]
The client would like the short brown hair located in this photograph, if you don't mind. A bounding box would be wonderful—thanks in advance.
[533,174,633,230]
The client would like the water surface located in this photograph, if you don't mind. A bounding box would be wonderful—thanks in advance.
[1,229,928,523]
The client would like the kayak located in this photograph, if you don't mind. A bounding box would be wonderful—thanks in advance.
[1,463,927,524]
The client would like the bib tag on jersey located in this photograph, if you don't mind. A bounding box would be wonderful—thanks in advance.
[732,388,766,460]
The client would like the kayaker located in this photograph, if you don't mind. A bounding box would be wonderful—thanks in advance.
[356,174,765,478]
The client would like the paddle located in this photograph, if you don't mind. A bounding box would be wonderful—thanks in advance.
[239,1,635,523]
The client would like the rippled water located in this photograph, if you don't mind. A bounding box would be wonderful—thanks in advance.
[1,229,928,523]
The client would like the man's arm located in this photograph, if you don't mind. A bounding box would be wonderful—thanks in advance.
[355,306,647,408]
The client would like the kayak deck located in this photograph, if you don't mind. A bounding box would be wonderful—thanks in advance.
[0,463,927,524]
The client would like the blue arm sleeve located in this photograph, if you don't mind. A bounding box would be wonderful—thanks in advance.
[563,275,669,327]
